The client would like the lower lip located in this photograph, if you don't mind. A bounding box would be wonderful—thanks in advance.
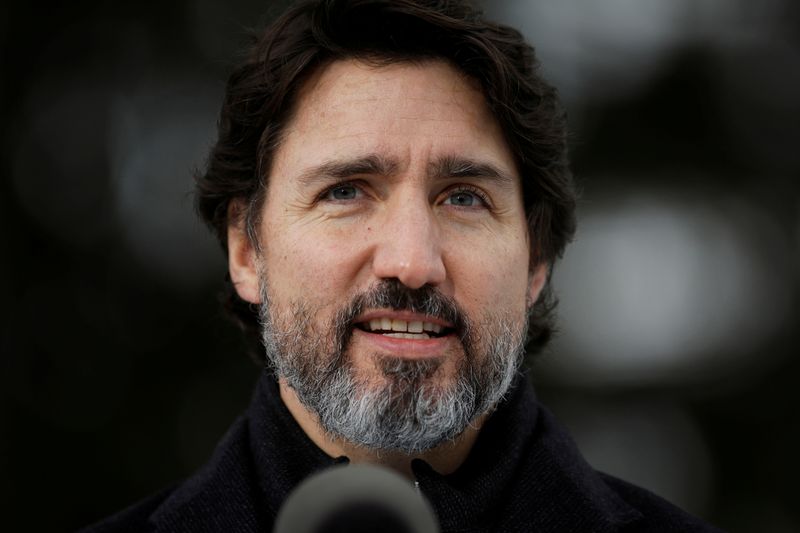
[352,328,458,360]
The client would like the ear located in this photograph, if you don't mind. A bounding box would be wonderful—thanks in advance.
[227,202,262,304]
[528,262,549,306]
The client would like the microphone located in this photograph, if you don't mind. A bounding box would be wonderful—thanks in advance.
[274,464,440,533]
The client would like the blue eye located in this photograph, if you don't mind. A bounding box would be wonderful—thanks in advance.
[326,184,359,200]
[444,190,484,207]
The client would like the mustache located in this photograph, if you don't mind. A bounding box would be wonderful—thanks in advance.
[353,279,465,328]
[333,279,469,340]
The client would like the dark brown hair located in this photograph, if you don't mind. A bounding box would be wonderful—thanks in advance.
[195,0,577,360]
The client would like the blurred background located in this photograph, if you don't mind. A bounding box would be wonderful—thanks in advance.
[1,0,798,531]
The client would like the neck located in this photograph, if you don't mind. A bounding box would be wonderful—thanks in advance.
[278,379,485,479]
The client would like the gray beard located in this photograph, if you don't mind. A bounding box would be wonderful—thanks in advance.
[259,279,527,454]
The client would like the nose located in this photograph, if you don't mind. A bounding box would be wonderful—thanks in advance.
[371,197,446,289]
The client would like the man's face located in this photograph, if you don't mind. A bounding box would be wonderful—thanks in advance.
[231,59,545,451]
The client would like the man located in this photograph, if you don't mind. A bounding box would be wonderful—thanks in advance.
[83,1,722,531]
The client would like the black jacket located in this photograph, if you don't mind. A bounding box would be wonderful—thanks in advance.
[80,371,724,532]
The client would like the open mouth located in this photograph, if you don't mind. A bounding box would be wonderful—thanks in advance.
[355,318,453,340]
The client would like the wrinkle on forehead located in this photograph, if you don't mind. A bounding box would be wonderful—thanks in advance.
[271,58,518,187]
[295,152,517,193]
[287,58,488,136]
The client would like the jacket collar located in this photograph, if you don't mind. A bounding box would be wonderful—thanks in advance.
[152,368,641,532]
[410,375,642,532]
[247,369,342,517]
[247,369,641,532]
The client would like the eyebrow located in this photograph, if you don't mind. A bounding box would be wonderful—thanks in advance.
[296,154,399,186]
[427,155,516,186]
[295,153,516,187]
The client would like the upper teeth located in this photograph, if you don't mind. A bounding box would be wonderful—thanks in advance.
[366,318,443,334]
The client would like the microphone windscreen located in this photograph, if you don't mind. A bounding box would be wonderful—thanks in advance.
[273,464,440,533]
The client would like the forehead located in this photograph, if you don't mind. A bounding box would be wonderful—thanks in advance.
[291,58,485,130]
[270,58,518,183]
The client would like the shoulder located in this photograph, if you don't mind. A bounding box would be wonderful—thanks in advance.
[76,486,174,533]
[599,473,726,533]
[77,416,267,533]
[520,395,725,532]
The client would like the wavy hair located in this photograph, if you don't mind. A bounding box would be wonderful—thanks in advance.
[195,0,577,361]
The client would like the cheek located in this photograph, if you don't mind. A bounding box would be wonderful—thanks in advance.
[447,230,530,311]
[263,225,368,305]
